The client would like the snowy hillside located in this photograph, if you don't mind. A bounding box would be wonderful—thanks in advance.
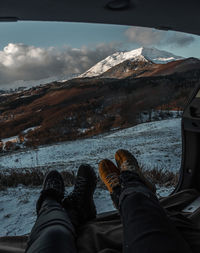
[0,185,174,236]
[80,47,183,78]
[0,118,181,236]
[0,118,182,173]
[0,118,182,236]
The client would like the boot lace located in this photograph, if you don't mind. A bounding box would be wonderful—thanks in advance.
[45,177,63,191]
[67,176,87,204]
[121,160,138,172]
[106,173,120,188]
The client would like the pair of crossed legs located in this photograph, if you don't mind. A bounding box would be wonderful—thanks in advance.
[25,149,195,253]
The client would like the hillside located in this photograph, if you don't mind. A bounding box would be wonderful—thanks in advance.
[100,58,200,79]
[0,118,182,172]
[0,66,199,152]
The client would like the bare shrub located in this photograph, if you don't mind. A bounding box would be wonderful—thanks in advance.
[143,168,179,187]
[0,169,76,190]
[61,171,76,186]
[0,166,178,191]
[0,169,44,188]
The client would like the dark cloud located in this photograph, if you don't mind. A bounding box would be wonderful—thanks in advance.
[0,43,118,87]
[125,27,195,47]
[166,33,195,47]
[125,27,162,45]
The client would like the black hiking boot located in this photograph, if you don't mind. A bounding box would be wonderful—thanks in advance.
[62,164,97,228]
[36,170,65,215]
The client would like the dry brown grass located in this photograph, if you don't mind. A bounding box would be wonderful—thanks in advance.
[0,166,179,191]
[143,169,179,187]
[0,169,76,190]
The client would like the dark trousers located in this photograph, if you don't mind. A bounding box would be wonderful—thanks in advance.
[25,198,77,253]
[120,189,193,253]
[26,191,199,253]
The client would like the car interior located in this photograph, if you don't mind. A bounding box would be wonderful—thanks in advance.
[0,0,200,252]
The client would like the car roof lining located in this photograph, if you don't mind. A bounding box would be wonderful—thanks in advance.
[0,0,199,36]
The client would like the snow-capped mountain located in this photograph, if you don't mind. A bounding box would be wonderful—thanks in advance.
[80,47,183,78]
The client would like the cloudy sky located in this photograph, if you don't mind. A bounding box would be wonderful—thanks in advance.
[0,21,199,89]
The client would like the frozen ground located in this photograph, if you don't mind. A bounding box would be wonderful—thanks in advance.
[0,185,173,236]
[0,118,182,173]
[0,118,181,236]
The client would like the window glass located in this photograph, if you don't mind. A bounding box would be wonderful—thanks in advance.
[0,22,199,235]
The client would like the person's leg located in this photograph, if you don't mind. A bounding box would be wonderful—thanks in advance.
[26,198,76,253]
[167,211,200,253]
[119,171,192,253]
[25,170,77,253]
[62,164,97,228]
[99,149,193,253]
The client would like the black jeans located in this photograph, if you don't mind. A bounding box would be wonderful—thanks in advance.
[25,198,77,253]
[26,188,198,253]
[120,187,193,253]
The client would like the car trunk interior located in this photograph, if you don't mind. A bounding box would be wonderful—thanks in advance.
[0,0,200,250]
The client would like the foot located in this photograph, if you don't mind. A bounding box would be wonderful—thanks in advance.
[36,170,65,215]
[62,164,97,228]
[115,149,156,193]
[98,159,121,208]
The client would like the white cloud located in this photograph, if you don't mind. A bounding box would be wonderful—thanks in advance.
[125,27,195,47]
[0,43,117,87]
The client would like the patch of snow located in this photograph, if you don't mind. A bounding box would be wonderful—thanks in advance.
[0,186,39,236]
[1,136,19,143]
[138,110,183,123]
[156,185,175,198]
[20,95,32,99]
[77,128,89,134]
[111,127,120,131]
[141,47,183,64]
[1,136,20,150]
[0,127,40,151]
[22,126,40,134]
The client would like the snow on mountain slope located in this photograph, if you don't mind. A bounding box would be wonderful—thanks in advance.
[80,47,183,78]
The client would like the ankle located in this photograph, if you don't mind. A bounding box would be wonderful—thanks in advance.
[36,189,64,215]
[120,171,144,188]
[111,185,121,209]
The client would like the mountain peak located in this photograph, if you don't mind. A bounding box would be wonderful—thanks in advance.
[80,47,183,78]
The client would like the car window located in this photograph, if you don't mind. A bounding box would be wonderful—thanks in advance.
[0,22,199,236]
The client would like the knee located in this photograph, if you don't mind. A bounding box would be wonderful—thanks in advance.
[45,225,73,242]
[26,225,75,253]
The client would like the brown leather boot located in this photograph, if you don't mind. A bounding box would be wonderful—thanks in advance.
[98,159,121,208]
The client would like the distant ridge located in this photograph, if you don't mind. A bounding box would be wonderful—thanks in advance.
[100,57,200,79]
